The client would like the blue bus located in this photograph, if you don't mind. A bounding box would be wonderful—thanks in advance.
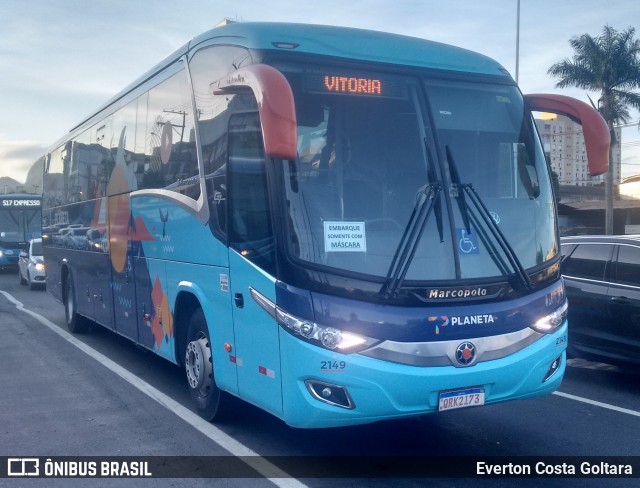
[0,194,42,269]
[42,22,610,428]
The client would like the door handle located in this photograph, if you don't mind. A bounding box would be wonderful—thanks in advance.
[234,293,244,308]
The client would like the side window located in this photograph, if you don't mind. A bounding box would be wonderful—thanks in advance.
[228,112,274,274]
[141,69,199,199]
[189,45,253,237]
[44,145,65,206]
[562,243,612,281]
[71,129,112,201]
[614,245,640,287]
[107,98,138,196]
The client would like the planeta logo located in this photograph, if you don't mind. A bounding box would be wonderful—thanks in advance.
[427,316,449,335]
[450,314,495,326]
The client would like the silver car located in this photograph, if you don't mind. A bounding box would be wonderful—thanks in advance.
[18,238,45,290]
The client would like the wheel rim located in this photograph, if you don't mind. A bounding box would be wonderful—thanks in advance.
[185,335,213,395]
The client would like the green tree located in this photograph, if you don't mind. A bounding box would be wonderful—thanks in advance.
[548,25,640,234]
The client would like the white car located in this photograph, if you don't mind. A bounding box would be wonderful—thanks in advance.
[18,238,45,290]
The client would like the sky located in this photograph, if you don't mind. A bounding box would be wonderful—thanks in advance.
[1,0,639,185]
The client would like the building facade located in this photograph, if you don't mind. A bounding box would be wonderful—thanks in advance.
[535,114,621,187]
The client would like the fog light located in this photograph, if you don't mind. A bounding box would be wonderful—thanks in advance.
[543,355,562,382]
[305,380,354,409]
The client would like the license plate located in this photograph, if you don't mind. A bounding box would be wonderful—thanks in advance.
[438,387,485,412]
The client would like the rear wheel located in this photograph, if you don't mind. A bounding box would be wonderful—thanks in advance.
[185,308,232,421]
[64,273,89,333]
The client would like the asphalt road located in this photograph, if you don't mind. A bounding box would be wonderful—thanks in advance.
[1,269,639,487]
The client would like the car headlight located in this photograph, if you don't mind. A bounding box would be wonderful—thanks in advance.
[276,308,380,353]
[35,263,45,272]
[530,300,568,333]
[0,250,3,257]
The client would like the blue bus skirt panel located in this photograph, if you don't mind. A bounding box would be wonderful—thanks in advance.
[278,323,567,429]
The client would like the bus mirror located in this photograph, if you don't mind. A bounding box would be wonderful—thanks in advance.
[214,64,298,160]
[524,94,610,176]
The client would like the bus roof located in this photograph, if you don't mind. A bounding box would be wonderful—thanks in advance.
[191,22,511,77]
[65,22,511,141]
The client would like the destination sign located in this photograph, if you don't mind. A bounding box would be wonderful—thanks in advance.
[323,75,382,95]
[0,198,41,207]
[305,73,402,98]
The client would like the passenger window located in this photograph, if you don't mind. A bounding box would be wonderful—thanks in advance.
[562,244,611,281]
[141,69,199,199]
[188,45,253,238]
[615,245,640,286]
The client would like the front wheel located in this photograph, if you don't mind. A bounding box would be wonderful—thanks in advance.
[185,308,233,421]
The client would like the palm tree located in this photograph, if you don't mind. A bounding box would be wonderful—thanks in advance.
[548,25,640,234]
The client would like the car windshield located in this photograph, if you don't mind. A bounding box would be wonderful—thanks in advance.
[279,65,557,284]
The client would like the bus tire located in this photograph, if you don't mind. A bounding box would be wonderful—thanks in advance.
[185,308,232,421]
[64,272,89,334]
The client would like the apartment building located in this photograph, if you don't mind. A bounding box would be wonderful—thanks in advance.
[535,114,621,187]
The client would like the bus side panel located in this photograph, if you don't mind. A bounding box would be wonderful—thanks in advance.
[228,251,282,417]
[165,260,239,396]
[130,195,230,364]
[43,199,114,330]
[43,245,65,303]
[75,248,114,330]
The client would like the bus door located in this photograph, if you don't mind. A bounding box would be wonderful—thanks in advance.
[226,112,283,417]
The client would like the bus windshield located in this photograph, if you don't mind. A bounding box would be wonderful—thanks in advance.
[280,66,556,285]
[0,205,41,244]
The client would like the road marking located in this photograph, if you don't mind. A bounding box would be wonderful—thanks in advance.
[552,390,640,418]
[0,290,306,487]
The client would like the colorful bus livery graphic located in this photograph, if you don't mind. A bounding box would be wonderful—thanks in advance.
[42,22,609,428]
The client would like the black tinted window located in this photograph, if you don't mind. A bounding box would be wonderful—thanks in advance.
[562,243,611,280]
[615,245,640,286]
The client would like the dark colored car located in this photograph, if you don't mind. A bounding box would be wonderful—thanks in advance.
[560,235,640,367]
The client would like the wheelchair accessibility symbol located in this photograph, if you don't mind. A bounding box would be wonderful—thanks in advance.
[457,228,479,254]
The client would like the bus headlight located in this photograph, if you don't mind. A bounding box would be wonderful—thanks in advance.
[276,308,380,353]
[530,300,568,334]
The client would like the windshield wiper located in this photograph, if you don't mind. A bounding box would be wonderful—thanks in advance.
[380,140,444,299]
[380,182,442,299]
[445,146,532,290]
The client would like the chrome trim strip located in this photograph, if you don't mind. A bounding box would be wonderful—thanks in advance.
[249,287,277,319]
[359,327,544,367]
